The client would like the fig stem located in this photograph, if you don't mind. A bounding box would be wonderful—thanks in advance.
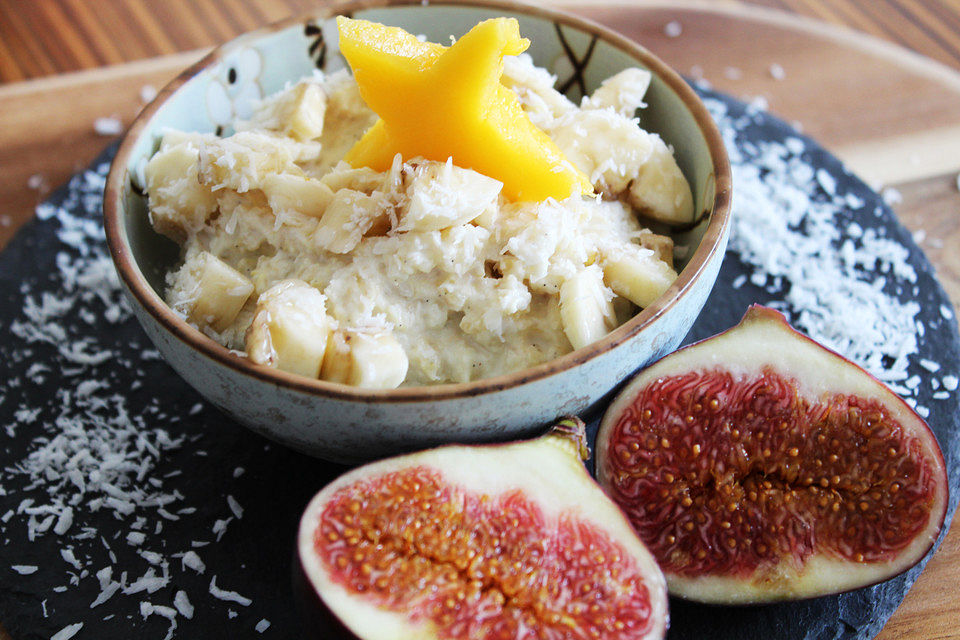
[547,416,590,461]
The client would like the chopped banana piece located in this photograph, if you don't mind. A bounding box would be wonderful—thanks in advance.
[315,73,380,172]
[245,280,331,378]
[602,246,678,308]
[198,131,316,192]
[638,229,675,266]
[319,163,384,194]
[559,265,617,350]
[315,189,389,253]
[145,142,218,241]
[501,53,576,129]
[399,161,502,232]
[261,173,334,218]
[320,329,408,389]
[549,109,654,195]
[628,135,695,225]
[171,251,255,332]
[158,130,214,152]
[241,80,326,141]
[582,68,652,117]
[278,82,326,141]
[318,331,352,385]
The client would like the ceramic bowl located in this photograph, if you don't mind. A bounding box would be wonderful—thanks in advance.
[104,0,732,463]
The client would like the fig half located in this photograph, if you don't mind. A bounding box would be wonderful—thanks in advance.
[596,306,949,604]
[298,418,668,639]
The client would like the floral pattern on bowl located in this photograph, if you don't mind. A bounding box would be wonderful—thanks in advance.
[205,46,264,134]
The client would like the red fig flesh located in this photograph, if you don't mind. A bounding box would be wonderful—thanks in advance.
[596,306,948,604]
[298,419,668,639]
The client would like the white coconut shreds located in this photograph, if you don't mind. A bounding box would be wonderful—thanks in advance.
[0,162,260,634]
[50,622,83,640]
[704,95,955,413]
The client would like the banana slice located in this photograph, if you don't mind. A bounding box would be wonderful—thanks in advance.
[582,68,652,117]
[315,189,389,253]
[549,109,654,195]
[261,173,334,218]
[627,135,695,225]
[399,161,502,232]
[170,251,254,332]
[637,229,675,266]
[320,329,408,389]
[559,265,617,350]
[144,141,218,241]
[242,80,326,141]
[246,280,331,378]
[602,246,678,309]
[278,81,326,141]
[198,131,312,192]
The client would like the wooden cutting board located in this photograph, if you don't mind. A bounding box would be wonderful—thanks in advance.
[0,3,958,638]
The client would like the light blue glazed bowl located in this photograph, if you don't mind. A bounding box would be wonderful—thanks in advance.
[104,0,732,463]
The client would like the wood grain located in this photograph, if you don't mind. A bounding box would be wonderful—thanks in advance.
[1,0,959,82]
[0,3,958,639]
[0,50,206,249]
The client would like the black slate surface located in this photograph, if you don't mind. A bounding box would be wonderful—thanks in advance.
[1,90,958,640]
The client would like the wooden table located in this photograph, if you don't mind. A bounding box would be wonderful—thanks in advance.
[1,2,958,639]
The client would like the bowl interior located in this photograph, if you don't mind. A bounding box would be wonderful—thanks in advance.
[119,1,718,300]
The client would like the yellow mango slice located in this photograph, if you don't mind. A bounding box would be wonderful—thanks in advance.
[337,16,592,202]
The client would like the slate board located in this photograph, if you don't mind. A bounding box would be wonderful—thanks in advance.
[1,90,958,640]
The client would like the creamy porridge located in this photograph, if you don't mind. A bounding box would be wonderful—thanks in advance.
[143,22,693,388]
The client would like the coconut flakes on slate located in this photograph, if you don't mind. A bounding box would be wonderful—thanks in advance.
[209,576,252,606]
[13,564,40,575]
[50,622,84,640]
[705,96,952,416]
[0,161,253,633]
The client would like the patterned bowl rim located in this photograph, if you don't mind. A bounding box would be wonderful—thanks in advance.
[103,0,733,404]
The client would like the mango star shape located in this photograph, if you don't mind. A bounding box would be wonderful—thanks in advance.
[337,16,592,202]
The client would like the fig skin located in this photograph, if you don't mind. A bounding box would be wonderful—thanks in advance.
[596,305,949,605]
[297,418,669,640]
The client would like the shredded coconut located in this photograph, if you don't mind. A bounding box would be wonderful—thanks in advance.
[256,618,272,633]
[881,186,903,206]
[140,601,178,640]
[51,623,83,640]
[663,20,682,38]
[227,495,244,519]
[93,117,123,136]
[705,94,957,425]
[174,590,195,619]
[181,550,206,574]
[28,173,46,190]
[1,160,253,634]
[12,564,39,575]
[140,85,158,104]
[768,63,786,81]
[209,576,252,606]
